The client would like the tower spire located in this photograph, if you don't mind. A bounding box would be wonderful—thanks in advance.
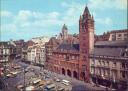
[83,5,90,15]
[80,15,82,20]
[91,14,94,20]
[62,24,68,30]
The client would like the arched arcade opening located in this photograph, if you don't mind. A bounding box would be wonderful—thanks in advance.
[80,72,85,81]
[67,69,72,77]
[62,68,65,75]
[73,71,78,79]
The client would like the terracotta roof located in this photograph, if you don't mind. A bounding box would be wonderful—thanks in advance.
[0,42,15,48]
[47,37,60,45]
[27,41,35,47]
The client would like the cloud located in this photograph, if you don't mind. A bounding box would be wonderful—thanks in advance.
[61,2,69,7]
[88,0,127,10]
[1,0,127,40]
[1,10,62,34]
[104,18,113,25]
[61,2,85,26]
[12,10,62,28]
[0,11,13,17]
[95,17,113,26]
[1,24,17,33]
[115,0,127,10]
[48,12,60,19]
[17,10,32,21]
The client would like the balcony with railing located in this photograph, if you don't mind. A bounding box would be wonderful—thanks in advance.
[120,64,128,71]
[95,64,110,69]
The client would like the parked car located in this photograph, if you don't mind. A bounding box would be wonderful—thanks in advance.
[58,87,65,91]
[13,65,21,69]
[61,80,70,86]
[6,73,15,78]
[10,71,18,76]
[16,84,24,91]
[44,84,56,91]
[56,79,60,82]
[25,85,35,91]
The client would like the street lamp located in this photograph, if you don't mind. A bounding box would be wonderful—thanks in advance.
[23,67,27,91]
[4,55,7,79]
[23,68,25,91]
[109,69,112,90]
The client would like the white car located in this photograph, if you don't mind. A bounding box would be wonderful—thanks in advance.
[16,84,24,91]
[61,80,70,86]
[56,79,60,82]
[6,73,15,78]
[62,82,69,86]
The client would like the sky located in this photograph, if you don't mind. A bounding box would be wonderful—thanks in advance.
[0,0,127,41]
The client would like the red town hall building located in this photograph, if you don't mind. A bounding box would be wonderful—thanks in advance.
[45,6,94,82]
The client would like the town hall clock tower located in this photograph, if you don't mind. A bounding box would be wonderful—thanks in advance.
[79,6,94,82]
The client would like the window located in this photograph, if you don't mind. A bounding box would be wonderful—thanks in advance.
[112,34,115,37]
[112,34,116,41]
[103,70,105,76]
[113,62,116,67]
[75,56,78,60]
[117,34,122,37]
[82,56,87,61]
[82,24,84,28]
[64,55,66,59]
[91,60,94,65]
[66,56,69,61]
[107,61,109,66]
[82,49,87,53]
[1,49,3,54]
[99,69,101,75]
[124,33,128,37]
[99,60,101,65]
[121,71,125,78]
[124,38,128,40]
[72,56,75,59]
[122,63,125,68]
[82,65,86,71]
[102,61,105,66]
[106,70,109,76]
[91,67,94,74]
[126,63,128,69]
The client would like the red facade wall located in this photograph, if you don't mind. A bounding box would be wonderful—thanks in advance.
[45,6,94,83]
